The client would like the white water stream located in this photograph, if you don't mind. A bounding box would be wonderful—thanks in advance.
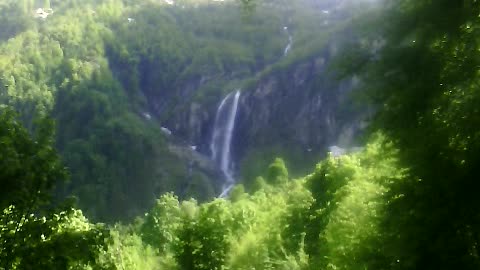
[283,26,293,56]
[210,90,241,197]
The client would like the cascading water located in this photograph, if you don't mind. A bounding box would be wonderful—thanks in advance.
[283,26,293,56]
[210,90,241,197]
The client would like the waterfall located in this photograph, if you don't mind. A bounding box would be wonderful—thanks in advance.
[210,90,241,197]
[283,26,293,56]
[284,35,293,56]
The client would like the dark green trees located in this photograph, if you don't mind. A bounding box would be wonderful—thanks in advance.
[266,157,289,185]
[340,0,480,268]
[0,108,66,212]
[0,108,107,269]
[0,0,33,41]
[0,108,64,268]
[1,0,479,269]
[135,141,409,270]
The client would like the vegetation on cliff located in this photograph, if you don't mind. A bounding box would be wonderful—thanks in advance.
[1,0,479,269]
[0,0,346,221]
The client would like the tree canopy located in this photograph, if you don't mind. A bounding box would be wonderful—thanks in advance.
[0,0,479,269]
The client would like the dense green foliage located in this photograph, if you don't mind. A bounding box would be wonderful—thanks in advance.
[0,108,407,269]
[0,108,108,269]
[0,109,65,211]
[0,0,341,221]
[1,0,479,269]
[106,135,405,270]
[338,0,480,268]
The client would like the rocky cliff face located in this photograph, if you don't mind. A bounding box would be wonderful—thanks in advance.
[236,46,367,158]
[143,40,370,185]
[111,0,378,190]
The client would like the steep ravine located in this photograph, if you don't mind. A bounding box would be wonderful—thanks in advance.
[144,42,370,191]
[235,53,368,184]
[103,0,377,197]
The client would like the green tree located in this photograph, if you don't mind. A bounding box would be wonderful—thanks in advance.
[0,1,33,41]
[141,193,183,254]
[0,107,66,214]
[0,108,107,269]
[266,158,289,185]
[340,0,480,268]
[98,227,162,270]
[176,199,232,270]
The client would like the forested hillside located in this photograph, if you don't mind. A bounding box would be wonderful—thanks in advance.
[1,0,480,269]
[0,0,366,221]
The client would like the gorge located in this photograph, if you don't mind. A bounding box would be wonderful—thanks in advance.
[0,0,376,221]
[2,1,479,269]
[107,0,372,218]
